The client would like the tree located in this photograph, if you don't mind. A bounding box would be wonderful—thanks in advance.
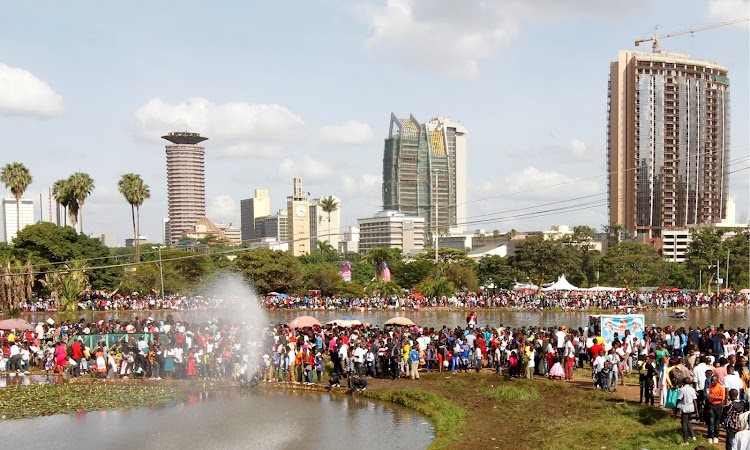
[365,280,402,297]
[511,235,567,293]
[686,227,727,293]
[118,173,150,262]
[319,196,339,246]
[337,281,365,299]
[68,172,95,234]
[362,247,401,281]
[52,178,77,228]
[600,243,663,289]
[0,255,34,311]
[504,229,517,240]
[393,259,435,289]
[308,266,342,296]
[477,255,519,290]
[231,248,303,293]
[603,222,624,245]
[1,162,33,238]
[724,230,750,289]
[442,264,479,292]
[415,277,454,298]
[42,260,89,311]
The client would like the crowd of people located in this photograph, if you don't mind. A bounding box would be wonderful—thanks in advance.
[13,290,748,314]
[262,290,748,311]
[4,309,750,446]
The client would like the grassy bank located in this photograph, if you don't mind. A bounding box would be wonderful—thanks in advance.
[0,384,187,420]
[361,372,709,449]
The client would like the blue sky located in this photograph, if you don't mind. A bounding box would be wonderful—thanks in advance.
[1,0,748,244]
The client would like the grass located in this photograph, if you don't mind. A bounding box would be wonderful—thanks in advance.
[362,372,710,449]
[0,384,187,420]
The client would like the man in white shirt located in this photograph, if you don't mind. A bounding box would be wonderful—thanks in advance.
[692,356,709,419]
[675,379,698,444]
[593,350,606,390]
[555,327,567,355]
[724,365,744,399]
[623,331,634,375]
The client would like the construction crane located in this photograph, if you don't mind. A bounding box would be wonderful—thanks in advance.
[635,18,749,52]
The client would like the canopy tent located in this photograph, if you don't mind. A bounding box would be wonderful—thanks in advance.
[0,318,34,330]
[513,282,538,291]
[287,316,321,328]
[542,275,579,291]
[384,317,415,326]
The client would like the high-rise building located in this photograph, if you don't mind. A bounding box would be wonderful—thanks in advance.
[240,189,270,243]
[98,233,119,248]
[163,131,208,245]
[607,50,730,238]
[382,114,467,238]
[255,210,288,243]
[338,225,360,254]
[162,218,170,245]
[309,195,341,251]
[287,178,310,256]
[358,210,425,255]
[2,197,34,243]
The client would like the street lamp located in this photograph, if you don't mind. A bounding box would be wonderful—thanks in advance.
[157,245,167,300]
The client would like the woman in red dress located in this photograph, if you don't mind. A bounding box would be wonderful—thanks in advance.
[187,349,196,378]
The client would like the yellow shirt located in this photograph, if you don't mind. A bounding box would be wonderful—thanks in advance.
[403,344,410,360]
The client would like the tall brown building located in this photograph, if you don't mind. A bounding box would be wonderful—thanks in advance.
[607,50,730,238]
[163,131,207,244]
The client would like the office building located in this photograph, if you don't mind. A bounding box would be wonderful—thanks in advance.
[309,195,341,250]
[216,222,242,245]
[163,131,208,244]
[240,189,270,243]
[358,210,425,255]
[382,114,467,237]
[338,225,360,254]
[162,218,170,245]
[287,178,310,256]
[99,233,118,248]
[607,50,730,238]
[125,236,148,247]
[2,197,34,244]
[255,210,288,243]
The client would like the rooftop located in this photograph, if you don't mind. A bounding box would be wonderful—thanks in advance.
[162,131,208,145]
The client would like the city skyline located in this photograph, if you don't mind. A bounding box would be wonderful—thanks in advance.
[0,1,747,244]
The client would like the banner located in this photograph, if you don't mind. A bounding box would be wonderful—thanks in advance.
[338,261,352,282]
[600,315,644,344]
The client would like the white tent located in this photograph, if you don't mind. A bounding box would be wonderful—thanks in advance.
[542,275,579,291]
[513,282,538,291]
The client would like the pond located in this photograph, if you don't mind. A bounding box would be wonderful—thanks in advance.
[0,389,434,449]
[20,307,750,330]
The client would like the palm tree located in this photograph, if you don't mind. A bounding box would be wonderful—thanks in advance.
[68,172,94,234]
[1,162,32,238]
[363,247,397,282]
[319,196,339,247]
[51,178,76,227]
[118,173,151,262]
[504,229,517,240]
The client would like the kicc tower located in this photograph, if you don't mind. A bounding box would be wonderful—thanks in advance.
[163,131,208,244]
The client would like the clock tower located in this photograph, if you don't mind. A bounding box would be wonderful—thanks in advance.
[287,177,310,256]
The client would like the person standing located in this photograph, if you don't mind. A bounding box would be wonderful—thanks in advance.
[408,345,420,380]
[563,336,575,382]
[674,379,698,444]
[706,375,726,444]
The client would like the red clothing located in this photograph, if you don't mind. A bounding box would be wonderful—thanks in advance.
[71,341,83,359]
[590,343,604,358]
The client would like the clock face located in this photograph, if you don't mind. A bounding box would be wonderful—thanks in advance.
[295,205,307,217]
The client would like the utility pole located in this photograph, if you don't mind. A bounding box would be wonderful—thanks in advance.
[726,248,730,289]
[158,246,165,300]
[434,169,439,263]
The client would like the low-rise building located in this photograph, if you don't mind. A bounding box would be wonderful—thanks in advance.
[358,210,425,255]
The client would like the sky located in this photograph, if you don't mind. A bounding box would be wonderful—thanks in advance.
[0,0,748,245]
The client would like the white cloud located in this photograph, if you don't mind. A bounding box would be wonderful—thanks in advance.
[278,156,334,182]
[320,120,376,145]
[567,138,588,159]
[207,194,239,224]
[0,63,64,117]
[707,0,750,21]
[472,167,601,201]
[357,0,639,77]
[131,97,308,142]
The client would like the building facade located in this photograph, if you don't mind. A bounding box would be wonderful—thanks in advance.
[99,233,118,248]
[125,236,148,247]
[309,195,341,250]
[240,189,270,243]
[2,197,34,243]
[357,210,425,255]
[338,225,360,254]
[382,114,467,237]
[608,50,730,238]
[164,131,208,245]
[287,178,310,256]
[255,210,288,244]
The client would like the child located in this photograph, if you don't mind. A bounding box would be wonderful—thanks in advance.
[548,355,565,381]
[725,388,745,449]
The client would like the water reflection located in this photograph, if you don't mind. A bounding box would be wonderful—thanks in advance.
[20,306,750,330]
[0,374,62,387]
[0,388,433,450]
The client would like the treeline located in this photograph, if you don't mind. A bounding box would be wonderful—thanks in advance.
[0,222,747,311]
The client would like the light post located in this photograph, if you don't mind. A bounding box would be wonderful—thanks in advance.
[157,245,166,300]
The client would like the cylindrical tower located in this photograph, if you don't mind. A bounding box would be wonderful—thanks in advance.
[163,131,208,244]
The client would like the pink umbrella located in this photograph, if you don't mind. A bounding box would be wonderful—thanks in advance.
[287,316,321,328]
[0,318,34,330]
[740,288,750,295]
